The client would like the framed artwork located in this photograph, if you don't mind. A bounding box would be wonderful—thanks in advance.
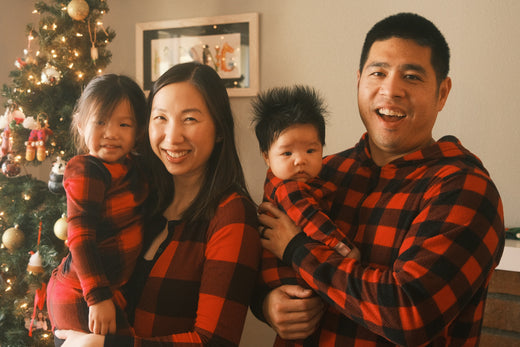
[136,13,259,97]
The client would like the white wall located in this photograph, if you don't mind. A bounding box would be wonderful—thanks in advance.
[2,1,520,346]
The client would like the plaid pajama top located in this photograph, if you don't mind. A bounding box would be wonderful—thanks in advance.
[105,191,262,346]
[254,134,504,346]
[264,168,355,253]
[48,155,148,330]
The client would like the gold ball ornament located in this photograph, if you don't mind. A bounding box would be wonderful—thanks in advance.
[67,0,90,21]
[2,224,25,251]
[53,215,68,241]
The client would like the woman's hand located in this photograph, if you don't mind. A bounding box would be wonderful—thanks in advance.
[263,285,326,340]
[258,202,301,260]
[54,330,105,347]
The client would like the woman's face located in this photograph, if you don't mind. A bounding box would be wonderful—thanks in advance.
[149,81,216,184]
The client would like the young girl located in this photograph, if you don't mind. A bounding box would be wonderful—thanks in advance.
[47,74,148,343]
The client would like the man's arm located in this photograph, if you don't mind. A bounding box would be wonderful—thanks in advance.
[261,171,505,346]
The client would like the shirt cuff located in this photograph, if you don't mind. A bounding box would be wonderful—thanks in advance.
[85,286,112,306]
[282,232,314,265]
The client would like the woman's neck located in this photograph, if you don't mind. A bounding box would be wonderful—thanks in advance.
[163,174,204,220]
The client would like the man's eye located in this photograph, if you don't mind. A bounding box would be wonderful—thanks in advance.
[404,74,422,81]
[370,71,385,77]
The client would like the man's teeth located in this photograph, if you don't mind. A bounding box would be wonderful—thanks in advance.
[378,108,405,117]
[166,150,188,158]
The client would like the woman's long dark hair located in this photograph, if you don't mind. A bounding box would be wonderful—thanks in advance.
[142,62,250,226]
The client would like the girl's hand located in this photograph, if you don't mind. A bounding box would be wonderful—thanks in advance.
[88,298,116,335]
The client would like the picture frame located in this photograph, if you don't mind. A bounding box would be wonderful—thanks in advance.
[136,13,259,97]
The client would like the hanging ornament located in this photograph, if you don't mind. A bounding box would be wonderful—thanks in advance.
[0,126,12,158]
[28,282,48,336]
[40,63,61,85]
[2,154,21,178]
[48,157,66,194]
[15,32,37,69]
[2,224,25,252]
[27,251,44,274]
[53,214,68,241]
[67,0,89,21]
[11,108,26,124]
[27,222,44,274]
[24,114,53,162]
[91,45,99,61]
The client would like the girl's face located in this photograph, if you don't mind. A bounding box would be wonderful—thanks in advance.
[149,81,216,184]
[79,99,137,163]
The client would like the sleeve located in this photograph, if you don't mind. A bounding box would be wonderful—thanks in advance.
[264,169,355,254]
[64,155,113,306]
[107,195,262,347]
[283,171,505,346]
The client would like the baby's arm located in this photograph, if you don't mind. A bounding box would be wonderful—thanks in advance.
[265,171,359,260]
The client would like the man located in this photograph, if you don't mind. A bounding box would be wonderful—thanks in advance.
[253,12,505,346]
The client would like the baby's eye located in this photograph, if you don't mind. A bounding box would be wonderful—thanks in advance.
[282,152,292,157]
[95,120,105,126]
[307,149,316,154]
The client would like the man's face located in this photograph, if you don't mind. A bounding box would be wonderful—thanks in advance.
[357,37,451,166]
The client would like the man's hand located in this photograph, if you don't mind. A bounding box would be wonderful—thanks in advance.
[263,285,326,340]
[88,298,116,335]
[54,330,105,347]
[258,202,301,260]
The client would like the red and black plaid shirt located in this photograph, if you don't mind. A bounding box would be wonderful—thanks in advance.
[106,192,261,346]
[48,155,148,332]
[254,134,504,346]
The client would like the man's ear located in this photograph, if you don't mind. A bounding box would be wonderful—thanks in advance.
[437,77,452,112]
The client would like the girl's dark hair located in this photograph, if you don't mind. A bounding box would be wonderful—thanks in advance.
[359,12,450,85]
[251,85,327,154]
[143,62,250,225]
[71,74,147,154]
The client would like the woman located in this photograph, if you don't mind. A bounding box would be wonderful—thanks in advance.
[56,62,261,346]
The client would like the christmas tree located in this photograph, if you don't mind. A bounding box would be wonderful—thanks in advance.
[0,1,114,345]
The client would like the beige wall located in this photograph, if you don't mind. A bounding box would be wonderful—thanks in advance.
[2,1,520,345]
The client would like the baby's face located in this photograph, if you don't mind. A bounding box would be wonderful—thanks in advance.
[263,124,323,182]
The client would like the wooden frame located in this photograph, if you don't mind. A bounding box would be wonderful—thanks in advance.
[136,13,259,97]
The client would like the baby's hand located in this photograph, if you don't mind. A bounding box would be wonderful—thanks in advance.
[88,298,116,335]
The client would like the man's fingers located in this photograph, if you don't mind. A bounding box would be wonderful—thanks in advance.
[258,201,282,217]
[282,284,314,299]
